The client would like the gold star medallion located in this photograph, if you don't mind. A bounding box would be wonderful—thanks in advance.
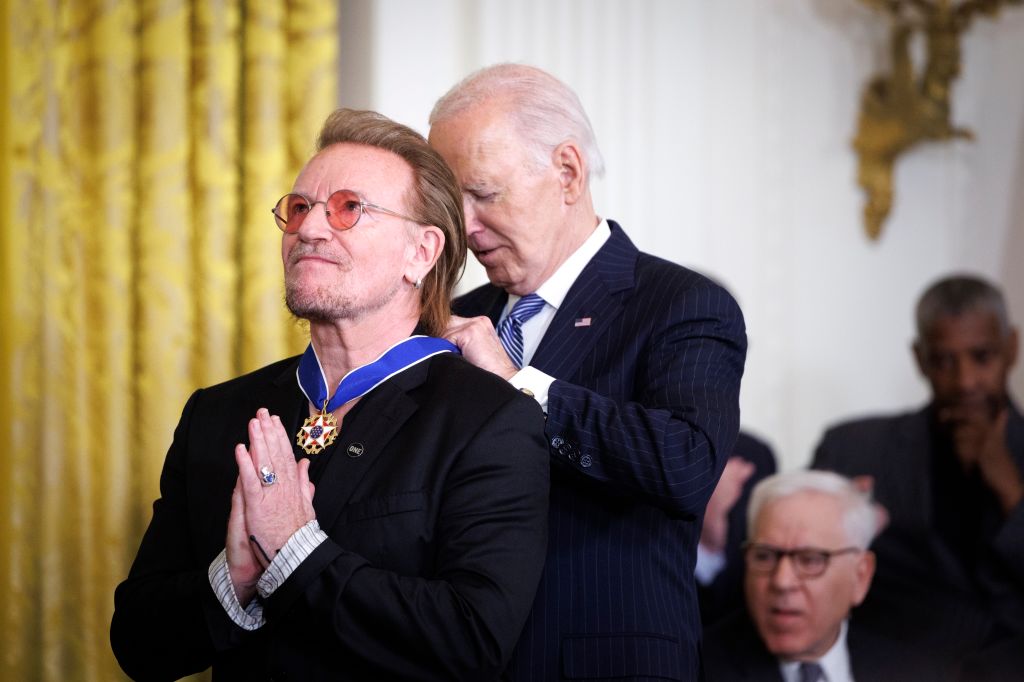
[296,409,339,455]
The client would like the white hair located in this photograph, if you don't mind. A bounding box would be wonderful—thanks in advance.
[747,470,878,549]
[429,63,606,181]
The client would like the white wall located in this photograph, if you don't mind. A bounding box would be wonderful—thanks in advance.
[338,0,1024,470]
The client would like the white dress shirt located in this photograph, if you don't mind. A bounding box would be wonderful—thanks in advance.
[504,219,611,411]
[778,620,855,682]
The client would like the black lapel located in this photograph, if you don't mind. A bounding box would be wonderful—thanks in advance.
[270,358,306,443]
[894,408,934,527]
[308,362,425,531]
[530,220,637,380]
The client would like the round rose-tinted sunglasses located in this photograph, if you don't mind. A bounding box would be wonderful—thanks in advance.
[272,189,418,233]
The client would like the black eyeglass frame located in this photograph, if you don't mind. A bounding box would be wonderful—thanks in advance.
[741,542,863,579]
[271,189,420,233]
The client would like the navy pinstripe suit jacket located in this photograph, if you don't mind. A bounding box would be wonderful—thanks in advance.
[454,222,747,681]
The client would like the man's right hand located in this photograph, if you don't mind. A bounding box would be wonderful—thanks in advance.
[445,315,520,380]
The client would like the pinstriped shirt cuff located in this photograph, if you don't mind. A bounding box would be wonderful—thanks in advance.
[509,366,554,412]
[256,519,328,599]
[208,549,265,631]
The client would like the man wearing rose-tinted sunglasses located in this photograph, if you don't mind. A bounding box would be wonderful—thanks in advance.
[112,108,549,681]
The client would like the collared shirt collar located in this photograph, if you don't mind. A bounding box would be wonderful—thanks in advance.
[778,619,854,682]
[504,218,611,315]
[499,219,610,402]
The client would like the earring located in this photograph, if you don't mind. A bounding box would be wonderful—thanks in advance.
[414,277,423,290]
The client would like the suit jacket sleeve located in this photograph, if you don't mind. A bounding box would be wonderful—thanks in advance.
[543,273,746,519]
[110,389,244,681]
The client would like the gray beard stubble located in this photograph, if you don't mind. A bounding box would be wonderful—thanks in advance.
[285,277,401,324]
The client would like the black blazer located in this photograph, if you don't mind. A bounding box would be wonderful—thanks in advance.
[111,352,550,681]
[455,222,747,681]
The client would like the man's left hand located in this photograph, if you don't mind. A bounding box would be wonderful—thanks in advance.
[445,315,519,380]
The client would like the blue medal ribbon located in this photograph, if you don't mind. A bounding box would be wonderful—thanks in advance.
[296,335,460,412]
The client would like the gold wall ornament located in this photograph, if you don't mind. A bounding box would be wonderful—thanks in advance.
[853,0,1022,240]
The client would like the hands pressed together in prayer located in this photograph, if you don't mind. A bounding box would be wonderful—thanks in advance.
[226,408,316,604]
[940,402,1024,515]
[445,315,519,380]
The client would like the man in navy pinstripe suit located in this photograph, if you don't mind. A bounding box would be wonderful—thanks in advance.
[429,64,747,681]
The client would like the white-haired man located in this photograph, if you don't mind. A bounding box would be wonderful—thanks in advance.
[704,470,940,681]
[429,64,747,680]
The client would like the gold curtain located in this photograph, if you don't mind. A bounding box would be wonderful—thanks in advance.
[0,1,337,679]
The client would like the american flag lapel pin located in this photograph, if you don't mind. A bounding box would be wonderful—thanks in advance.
[574,316,592,328]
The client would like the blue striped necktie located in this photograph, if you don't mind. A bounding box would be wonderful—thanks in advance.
[497,293,546,369]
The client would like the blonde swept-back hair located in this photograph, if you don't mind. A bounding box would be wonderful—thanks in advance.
[315,108,467,337]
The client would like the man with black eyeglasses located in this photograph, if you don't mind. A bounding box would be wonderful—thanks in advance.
[703,470,940,681]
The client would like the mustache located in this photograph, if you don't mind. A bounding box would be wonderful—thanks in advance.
[286,243,343,266]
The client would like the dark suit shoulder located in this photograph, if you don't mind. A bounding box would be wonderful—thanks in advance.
[847,622,957,680]
[425,352,529,398]
[821,409,925,439]
[192,355,299,399]
[813,408,927,469]
[633,250,730,296]
[635,249,701,281]
[415,352,547,425]
[630,251,745,337]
